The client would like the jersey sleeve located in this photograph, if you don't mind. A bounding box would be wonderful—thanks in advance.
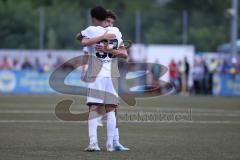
[117,36,124,48]
[107,27,122,38]
[107,27,123,48]
[81,26,94,38]
[115,28,124,48]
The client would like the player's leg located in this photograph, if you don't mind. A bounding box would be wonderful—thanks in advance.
[105,77,129,151]
[114,108,119,143]
[113,108,130,151]
[114,108,120,146]
[84,104,104,151]
[85,77,105,152]
[105,105,117,151]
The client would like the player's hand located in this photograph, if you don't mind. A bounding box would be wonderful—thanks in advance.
[75,32,82,41]
[102,32,116,40]
[95,44,114,53]
[95,44,105,52]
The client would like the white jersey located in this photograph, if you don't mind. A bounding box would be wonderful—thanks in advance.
[81,26,123,78]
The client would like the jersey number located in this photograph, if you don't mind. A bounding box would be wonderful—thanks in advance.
[96,39,118,59]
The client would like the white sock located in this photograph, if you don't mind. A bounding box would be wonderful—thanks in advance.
[88,111,98,144]
[107,111,116,146]
[113,128,120,145]
[97,115,103,126]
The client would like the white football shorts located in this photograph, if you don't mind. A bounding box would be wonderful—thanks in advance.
[86,76,119,106]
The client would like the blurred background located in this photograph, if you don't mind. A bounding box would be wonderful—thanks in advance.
[0,0,240,96]
[1,1,240,159]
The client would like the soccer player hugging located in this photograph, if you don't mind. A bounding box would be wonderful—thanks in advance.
[76,6,129,152]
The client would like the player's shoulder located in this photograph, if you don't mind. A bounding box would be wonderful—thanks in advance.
[106,27,122,37]
[82,26,100,32]
[81,26,105,37]
[84,25,106,31]
[81,26,94,37]
[106,26,120,32]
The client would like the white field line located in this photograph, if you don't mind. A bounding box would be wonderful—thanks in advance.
[0,110,240,117]
[0,120,240,124]
[1,103,240,111]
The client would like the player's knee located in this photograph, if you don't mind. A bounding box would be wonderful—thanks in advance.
[105,105,116,113]
[97,106,105,115]
[89,105,105,115]
[89,105,101,111]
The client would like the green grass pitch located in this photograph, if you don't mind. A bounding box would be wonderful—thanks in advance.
[0,95,240,160]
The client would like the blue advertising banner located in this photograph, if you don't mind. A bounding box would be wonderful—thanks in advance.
[213,74,240,96]
[0,70,86,94]
[2,70,239,96]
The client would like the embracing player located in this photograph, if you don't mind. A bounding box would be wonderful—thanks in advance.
[76,6,129,152]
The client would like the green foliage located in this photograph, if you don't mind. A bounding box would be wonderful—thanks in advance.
[189,26,229,51]
[46,27,56,49]
[0,0,39,48]
[0,0,237,51]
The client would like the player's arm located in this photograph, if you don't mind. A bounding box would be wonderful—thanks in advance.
[95,43,128,59]
[111,46,128,59]
[75,32,116,47]
[80,51,88,81]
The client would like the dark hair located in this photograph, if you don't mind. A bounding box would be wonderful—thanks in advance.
[90,6,107,21]
[106,10,117,20]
